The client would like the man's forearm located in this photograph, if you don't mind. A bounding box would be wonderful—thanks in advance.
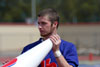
[56,55,73,67]
[54,50,73,67]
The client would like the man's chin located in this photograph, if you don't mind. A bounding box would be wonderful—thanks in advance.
[40,34,46,37]
[40,33,51,37]
[40,34,48,37]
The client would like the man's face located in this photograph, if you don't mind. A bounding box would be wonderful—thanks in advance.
[38,16,54,37]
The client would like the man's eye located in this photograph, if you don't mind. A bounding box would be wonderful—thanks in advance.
[42,22,46,25]
[38,22,40,24]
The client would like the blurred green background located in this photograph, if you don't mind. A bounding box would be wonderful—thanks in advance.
[0,0,100,23]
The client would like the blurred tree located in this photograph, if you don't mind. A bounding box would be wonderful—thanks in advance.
[77,0,99,22]
[0,0,100,23]
[0,0,31,22]
[37,0,100,23]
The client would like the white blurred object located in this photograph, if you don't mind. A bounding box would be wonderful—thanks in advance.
[2,39,53,67]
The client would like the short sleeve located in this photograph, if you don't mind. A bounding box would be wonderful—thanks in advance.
[60,41,79,67]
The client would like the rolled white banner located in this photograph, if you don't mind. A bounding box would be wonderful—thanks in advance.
[2,39,53,67]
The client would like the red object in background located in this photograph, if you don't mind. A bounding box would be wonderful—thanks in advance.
[89,53,93,61]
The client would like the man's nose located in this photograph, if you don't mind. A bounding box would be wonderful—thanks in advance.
[38,24,42,28]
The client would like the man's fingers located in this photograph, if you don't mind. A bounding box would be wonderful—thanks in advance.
[50,36,56,43]
[51,34,60,40]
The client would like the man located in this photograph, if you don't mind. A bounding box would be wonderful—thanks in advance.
[21,8,79,67]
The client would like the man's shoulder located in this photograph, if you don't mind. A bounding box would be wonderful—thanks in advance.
[61,39,75,46]
[60,39,76,49]
[21,38,42,54]
[24,38,42,50]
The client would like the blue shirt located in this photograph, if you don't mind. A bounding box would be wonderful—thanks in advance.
[21,38,79,67]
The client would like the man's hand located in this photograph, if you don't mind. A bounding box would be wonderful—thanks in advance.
[50,34,61,52]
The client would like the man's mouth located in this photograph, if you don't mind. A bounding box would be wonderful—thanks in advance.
[40,30,44,33]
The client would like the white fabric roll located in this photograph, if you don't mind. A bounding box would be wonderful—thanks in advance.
[2,39,53,67]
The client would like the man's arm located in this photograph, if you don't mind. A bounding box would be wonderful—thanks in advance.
[50,34,73,67]
[55,54,73,67]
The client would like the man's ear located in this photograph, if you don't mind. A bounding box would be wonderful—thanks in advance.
[53,21,58,28]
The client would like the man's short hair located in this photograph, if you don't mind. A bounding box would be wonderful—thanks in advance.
[38,8,59,28]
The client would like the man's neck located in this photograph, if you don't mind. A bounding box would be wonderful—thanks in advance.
[42,35,51,41]
[43,32,57,40]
